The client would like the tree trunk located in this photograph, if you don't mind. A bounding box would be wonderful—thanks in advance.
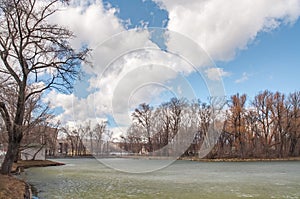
[1,141,20,174]
[289,135,298,156]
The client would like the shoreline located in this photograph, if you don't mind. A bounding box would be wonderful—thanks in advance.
[0,174,28,199]
[47,155,300,162]
[179,156,300,162]
[0,159,65,199]
[11,159,65,173]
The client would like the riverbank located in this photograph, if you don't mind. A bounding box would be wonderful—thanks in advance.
[0,174,28,199]
[179,156,300,162]
[95,154,300,162]
[0,160,64,199]
[11,159,65,173]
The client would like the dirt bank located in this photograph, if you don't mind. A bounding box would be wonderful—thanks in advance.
[0,160,64,199]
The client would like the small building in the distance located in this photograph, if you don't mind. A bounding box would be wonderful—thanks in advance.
[21,145,45,160]
[20,126,58,160]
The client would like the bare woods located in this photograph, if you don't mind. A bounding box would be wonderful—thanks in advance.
[0,0,88,174]
[121,90,300,159]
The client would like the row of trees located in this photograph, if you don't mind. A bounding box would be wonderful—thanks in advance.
[60,121,113,156]
[213,91,300,158]
[121,91,300,159]
[120,97,223,156]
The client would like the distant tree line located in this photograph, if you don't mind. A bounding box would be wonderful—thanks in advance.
[59,121,112,156]
[120,90,300,159]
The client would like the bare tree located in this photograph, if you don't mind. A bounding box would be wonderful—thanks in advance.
[169,98,185,139]
[60,127,74,156]
[121,123,143,153]
[77,123,91,156]
[122,91,300,159]
[132,103,153,152]
[61,126,86,157]
[186,100,212,156]
[269,92,289,157]
[20,91,58,159]
[92,121,106,155]
[0,0,89,174]
[244,109,260,157]
[153,102,171,150]
[252,90,274,157]
[287,91,300,156]
[226,94,247,158]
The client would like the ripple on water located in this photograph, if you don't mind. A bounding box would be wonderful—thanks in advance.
[23,159,300,199]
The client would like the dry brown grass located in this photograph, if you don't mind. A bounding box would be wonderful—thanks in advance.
[12,159,64,172]
[0,159,64,198]
[0,174,26,199]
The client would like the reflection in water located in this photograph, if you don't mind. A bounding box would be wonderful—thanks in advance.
[21,158,300,199]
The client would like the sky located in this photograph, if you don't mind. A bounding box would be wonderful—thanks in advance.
[45,0,300,135]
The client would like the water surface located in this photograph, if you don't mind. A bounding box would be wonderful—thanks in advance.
[21,158,300,199]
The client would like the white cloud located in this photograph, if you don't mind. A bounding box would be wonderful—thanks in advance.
[46,42,201,132]
[45,38,198,127]
[45,1,163,128]
[155,0,300,62]
[235,72,249,83]
[88,48,198,126]
[44,90,107,127]
[46,0,296,133]
[51,0,124,50]
[205,68,230,81]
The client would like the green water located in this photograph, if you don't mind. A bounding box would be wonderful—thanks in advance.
[21,158,300,199]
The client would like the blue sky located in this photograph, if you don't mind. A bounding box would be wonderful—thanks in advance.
[47,0,300,129]
[103,0,168,28]
[220,20,300,99]
[102,0,300,100]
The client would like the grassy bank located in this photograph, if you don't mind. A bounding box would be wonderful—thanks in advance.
[0,159,64,199]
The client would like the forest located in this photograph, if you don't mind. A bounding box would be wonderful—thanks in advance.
[120,90,300,159]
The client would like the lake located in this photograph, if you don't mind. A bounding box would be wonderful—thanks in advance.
[21,158,300,199]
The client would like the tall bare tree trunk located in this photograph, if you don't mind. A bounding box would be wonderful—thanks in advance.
[1,138,20,174]
[1,83,26,174]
